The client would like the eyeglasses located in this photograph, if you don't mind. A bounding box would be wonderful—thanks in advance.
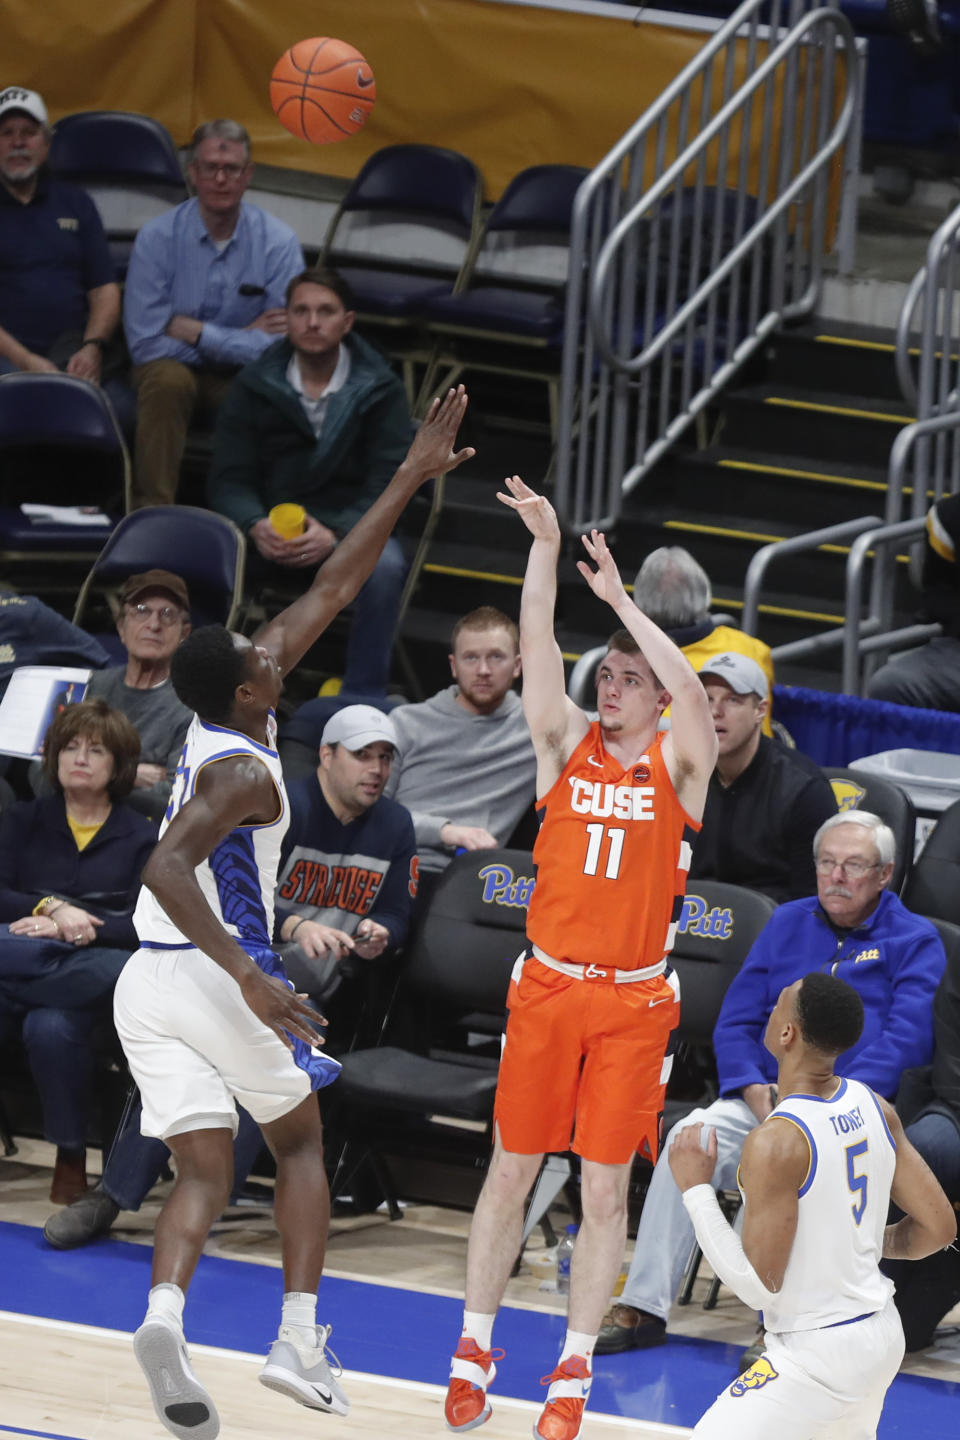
[815,857,880,879]
[125,602,183,627]
[193,161,247,180]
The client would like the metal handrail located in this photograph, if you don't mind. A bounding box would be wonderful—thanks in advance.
[842,517,927,694]
[892,202,960,543]
[741,516,881,636]
[588,9,857,375]
[894,265,927,413]
[740,413,960,693]
[554,0,862,535]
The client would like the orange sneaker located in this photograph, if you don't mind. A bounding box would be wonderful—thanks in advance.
[534,1354,592,1440]
[444,1337,505,1431]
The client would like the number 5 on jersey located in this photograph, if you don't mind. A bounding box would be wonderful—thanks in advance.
[845,1139,869,1225]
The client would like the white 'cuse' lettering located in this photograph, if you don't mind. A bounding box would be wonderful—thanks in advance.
[568,777,656,820]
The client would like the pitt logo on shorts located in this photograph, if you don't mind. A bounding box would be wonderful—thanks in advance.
[730,1356,779,1397]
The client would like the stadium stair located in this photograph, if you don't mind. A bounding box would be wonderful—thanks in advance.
[395,321,921,694]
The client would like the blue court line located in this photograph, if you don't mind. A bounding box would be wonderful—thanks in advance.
[1,1427,88,1440]
[1,1220,957,1434]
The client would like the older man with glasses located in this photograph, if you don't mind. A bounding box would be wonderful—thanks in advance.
[595,810,946,1357]
[123,118,304,508]
[81,570,194,821]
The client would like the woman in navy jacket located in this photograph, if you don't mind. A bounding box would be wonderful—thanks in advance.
[0,699,156,1204]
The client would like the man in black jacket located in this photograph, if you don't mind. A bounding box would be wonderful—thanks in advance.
[689,652,837,902]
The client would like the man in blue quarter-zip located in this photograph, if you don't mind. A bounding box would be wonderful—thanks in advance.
[208,266,412,698]
[596,810,946,1355]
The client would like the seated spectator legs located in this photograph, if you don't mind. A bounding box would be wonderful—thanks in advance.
[604,1098,755,1347]
[131,360,232,508]
[867,637,960,713]
[0,942,131,1204]
[342,535,407,695]
[881,1111,960,1349]
[44,1094,265,1248]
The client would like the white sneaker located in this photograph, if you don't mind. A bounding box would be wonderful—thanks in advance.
[133,1315,219,1440]
[259,1322,350,1416]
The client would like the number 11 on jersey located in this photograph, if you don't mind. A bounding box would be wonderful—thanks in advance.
[583,823,625,879]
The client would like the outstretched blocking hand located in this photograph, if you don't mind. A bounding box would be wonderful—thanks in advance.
[576,528,629,609]
[496,475,561,542]
[407,385,476,479]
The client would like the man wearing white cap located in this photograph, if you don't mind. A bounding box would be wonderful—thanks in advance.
[274,704,417,1011]
[689,652,837,902]
[0,86,128,421]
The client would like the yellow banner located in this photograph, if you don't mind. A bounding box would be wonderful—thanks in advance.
[6,0,845,223]
[7,0,195,141]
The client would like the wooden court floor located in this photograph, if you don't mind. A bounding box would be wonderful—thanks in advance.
[0,1312,685,1440]
[2,1138,958,1440]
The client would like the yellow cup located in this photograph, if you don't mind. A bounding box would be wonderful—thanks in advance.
[269,503,307,539]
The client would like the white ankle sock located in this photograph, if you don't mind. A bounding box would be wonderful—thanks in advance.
[560,1329,596,1366]
[461,1310,495,1351]
[282,1291,318,1341]
[146,1283,185,1329]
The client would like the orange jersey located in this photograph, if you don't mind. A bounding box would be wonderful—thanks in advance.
[528,723,699,973]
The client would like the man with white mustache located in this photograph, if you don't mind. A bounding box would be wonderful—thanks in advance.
[596,810,947,1356]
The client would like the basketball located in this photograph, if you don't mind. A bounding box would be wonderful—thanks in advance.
[270,37,376,144]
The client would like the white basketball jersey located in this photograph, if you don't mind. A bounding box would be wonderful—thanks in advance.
[758,1077,896,1334]
[134,712,288,949]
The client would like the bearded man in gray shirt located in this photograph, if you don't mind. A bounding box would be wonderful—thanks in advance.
[384,607,537,888]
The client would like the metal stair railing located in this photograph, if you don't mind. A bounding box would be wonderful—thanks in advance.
[738,413,960,695]
[893,202,960,586]
[554,0,861,535]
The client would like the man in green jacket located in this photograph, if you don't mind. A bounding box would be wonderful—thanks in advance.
[208,266,411,695]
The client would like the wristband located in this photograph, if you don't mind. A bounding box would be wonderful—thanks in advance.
[81,337,108,351]
[289,917,308,941]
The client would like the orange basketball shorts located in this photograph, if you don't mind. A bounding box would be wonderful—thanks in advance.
[493,952,680,1166]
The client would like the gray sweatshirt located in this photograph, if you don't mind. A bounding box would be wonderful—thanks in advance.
[384,685,537,872]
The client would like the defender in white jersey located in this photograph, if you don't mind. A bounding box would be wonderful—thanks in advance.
[112,386,474,1440]
[669,973,956,1440]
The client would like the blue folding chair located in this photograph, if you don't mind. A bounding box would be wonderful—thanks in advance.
[73,506,246,658]
[414,164,588,426]
[0,373,130,572]
[321,144,483,320]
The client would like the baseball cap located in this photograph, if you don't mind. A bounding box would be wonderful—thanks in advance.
[119,569,190,610]
[0,88,48,126]
[321,704,398,751]
[699,651,768,699]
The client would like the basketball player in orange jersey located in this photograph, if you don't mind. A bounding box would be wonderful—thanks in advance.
[443,477,718,1440]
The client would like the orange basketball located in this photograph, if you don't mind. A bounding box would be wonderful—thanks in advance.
[270,37,376,144]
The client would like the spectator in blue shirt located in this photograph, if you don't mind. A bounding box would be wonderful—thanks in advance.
[123,118,303,508]
[0,87,131,432]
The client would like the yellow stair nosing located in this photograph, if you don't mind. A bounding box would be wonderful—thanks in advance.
[765,395,911,424]
[664,520,909,563]
[813,333,956,364]
[716,458,889,493]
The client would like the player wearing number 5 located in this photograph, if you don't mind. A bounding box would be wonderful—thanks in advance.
[671,972,956,1438]
[443,477,717,1440]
